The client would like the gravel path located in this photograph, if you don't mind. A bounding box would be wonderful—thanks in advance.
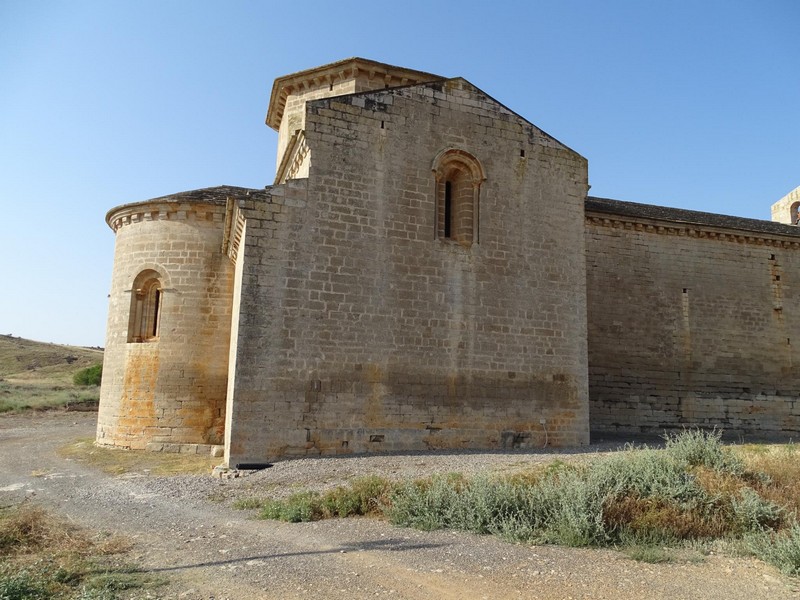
[1,411,798,599]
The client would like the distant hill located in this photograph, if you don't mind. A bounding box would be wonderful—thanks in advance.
[0,335,103,382]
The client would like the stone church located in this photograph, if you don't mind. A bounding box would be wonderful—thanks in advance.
[97,58,800,466]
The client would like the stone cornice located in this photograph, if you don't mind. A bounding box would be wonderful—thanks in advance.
[105,186,259,231]
[586,195,800,248]
[586,212,800,249]
[107,201,227,233]
[265,57,441,131]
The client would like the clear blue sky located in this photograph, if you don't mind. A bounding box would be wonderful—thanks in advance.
[1,1,798,347]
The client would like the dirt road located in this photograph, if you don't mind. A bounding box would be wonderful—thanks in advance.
[1,412,797,599]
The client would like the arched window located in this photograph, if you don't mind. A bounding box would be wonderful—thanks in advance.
[128,270,163,343]
[792,201,800,225]
[432,149,485,247]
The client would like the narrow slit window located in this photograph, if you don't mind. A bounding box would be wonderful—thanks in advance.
[151,289,161,337]
[128,270,163,343]
[432,149,485,247]
[444,181,453,238]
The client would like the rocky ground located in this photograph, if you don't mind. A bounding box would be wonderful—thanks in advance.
[1,411,798,599]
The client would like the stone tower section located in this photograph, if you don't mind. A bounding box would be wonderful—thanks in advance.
[97,187,243,451]
[224,74,590,465]
[772,185,800,225]
[267,58,441,184]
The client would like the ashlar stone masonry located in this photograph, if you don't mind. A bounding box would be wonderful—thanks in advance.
[97,57,800,466]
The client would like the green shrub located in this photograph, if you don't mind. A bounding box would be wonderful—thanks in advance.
[0,565,49,600]
[417,446,718,544]
[255,430,800,572]
[747,525,800,575]
[258,477,396,523]
[387,469,609,546]
[663,428,744,476]
[73,364,103,387]
[388,435,736,547]
[260,491,321,522]
[622,542,675,564]
[319,476,394,518]
[388,475,465,531]
[731,488,784,532]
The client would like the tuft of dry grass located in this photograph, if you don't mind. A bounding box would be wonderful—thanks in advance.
[603,495,732,541]
[0,503,163,598]
[736,444,800,518]
[60,438,219,476]
[501,459,578,487]
[693,465,747,497]
[0,505,91,556]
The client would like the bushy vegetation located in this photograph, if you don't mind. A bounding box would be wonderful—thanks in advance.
[254,476,394,522]
[0,504,162,599]
[72,364,102,387]
[386,434,745,547]
[747,525,800,576]
[246,429,800,575]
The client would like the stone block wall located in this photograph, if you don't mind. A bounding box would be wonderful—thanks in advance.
[224,79,590,465]
[270,59,440,181]
[586,201,800,435]
[98,191,236,449]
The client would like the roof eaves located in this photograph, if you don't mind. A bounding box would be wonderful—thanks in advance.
[586,196,800,238]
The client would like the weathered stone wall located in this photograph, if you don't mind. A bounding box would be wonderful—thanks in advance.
[270,59,440,181]
[98,191,237,449]
[586,200,800,435]
[276,79,359,175]
[225,79,590,465]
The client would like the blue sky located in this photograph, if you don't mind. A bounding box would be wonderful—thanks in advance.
[1,1,798,347]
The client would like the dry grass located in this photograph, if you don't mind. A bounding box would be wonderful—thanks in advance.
[736,443,800,517]
[60,438,219,476]
[0,334,102,380]
[0,503,130,558]
[0,505,92,556]
[0,503,162,598]
[0,380,99,413]
[692,466,748,497]
[603,495,732,540]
